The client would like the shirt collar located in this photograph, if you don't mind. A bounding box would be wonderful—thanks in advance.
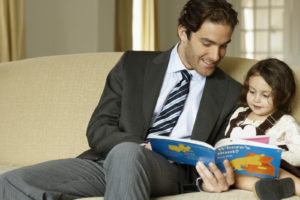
[167,43,205,81]
[166,43,185,74]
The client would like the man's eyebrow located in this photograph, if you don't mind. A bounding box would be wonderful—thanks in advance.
[223,39,232,45]
[200,38,232,45]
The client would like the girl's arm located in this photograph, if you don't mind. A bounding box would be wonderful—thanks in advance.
[269,115,300,167]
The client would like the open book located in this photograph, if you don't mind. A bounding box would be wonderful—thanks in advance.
[148,134,282,178]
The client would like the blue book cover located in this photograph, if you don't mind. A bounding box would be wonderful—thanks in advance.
[148,134,282,178]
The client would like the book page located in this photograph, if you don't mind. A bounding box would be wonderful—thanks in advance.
[215,138,279,149]
[148,134,214,149]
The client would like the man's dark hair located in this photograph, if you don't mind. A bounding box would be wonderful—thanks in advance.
[178,0,238,39]
[239,58,296,114]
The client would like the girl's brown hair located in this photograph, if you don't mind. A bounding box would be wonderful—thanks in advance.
[239,58,296,114]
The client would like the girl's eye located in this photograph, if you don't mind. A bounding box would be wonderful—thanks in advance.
[263,94,270,98]
[249,90,255,94]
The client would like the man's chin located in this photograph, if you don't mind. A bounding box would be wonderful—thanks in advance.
[196,67,216,77]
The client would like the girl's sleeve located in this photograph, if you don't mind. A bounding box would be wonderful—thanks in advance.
[277,116,300,167]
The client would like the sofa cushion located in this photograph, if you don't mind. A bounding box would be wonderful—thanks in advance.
[75,189,300,200]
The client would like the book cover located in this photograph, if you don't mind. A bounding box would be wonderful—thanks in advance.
[148,134,282,178]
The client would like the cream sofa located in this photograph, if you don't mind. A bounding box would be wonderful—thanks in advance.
[0,52,300,200]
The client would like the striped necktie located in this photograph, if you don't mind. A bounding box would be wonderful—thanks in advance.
[148,70,191,136]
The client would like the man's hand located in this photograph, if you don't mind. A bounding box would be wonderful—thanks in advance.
[144,142,152,150]
[196,160,235,193]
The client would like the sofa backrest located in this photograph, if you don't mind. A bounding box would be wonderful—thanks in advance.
[0,53,299,166]
[0,53,122,166]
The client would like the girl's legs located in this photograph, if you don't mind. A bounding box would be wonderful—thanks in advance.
[234,168,299,197]
[234,173,260,191]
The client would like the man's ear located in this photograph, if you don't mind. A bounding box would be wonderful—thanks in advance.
[178,25,188,42]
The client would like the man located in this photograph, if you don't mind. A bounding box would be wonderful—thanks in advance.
[0,0,240,199]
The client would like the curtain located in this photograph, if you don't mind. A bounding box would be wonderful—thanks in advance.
[140,0,159,50]
[0,0,26,62]
[114,0,133,51]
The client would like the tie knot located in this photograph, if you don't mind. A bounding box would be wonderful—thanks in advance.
[181,70,191,82]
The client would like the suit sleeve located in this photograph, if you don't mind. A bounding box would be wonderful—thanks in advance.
[86,52,145,158]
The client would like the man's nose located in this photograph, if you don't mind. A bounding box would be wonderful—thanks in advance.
[209,46,220,61]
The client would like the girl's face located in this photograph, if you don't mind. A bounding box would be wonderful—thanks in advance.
[246,75,275,120]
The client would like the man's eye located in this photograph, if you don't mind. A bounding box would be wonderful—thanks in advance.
[221,44,228,48]
[202,42,210,47]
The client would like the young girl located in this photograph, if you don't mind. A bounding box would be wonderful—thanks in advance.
[225,58,300,200]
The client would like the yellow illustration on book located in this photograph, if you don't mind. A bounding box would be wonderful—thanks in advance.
[231,153,275,176]
[168,144,191,152]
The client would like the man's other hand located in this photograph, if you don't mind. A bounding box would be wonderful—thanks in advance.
[196,160,234,193]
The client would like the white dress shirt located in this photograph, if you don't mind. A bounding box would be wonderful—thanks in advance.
[152,43,206,139]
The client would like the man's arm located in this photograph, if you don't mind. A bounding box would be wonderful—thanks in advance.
[86,52,145,158]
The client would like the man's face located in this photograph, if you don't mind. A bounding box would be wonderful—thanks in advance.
[177,21,233,76]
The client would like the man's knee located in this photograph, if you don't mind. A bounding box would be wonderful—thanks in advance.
[0,172,8,186]
[104,142,150,171]
[0,170,20,195]
[106,142,146,161]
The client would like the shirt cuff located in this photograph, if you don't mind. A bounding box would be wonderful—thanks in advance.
[140,142,147,147]
[196,177,204,192]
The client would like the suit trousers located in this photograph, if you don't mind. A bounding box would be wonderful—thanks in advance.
[0,142,190,200]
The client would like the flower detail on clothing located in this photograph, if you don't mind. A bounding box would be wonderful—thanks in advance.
[230,124,257,138]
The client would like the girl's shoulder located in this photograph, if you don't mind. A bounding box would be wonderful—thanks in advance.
[271,114,300,136]
[278,114,297,124]
[230,106,249,120]
[234,106,249,114]
[273,114,300,130]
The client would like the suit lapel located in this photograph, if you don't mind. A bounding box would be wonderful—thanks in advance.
[142,50,172,130]
[191,68,228,142]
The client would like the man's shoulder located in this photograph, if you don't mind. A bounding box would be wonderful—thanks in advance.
[119,49,172,67]
[124,50,162,55]
[123,50,167,60]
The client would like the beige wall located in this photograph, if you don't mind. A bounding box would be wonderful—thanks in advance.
[25,0,189,58]
[25,0,115,58]
[25,0,239,58]
[158,0,187,51]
